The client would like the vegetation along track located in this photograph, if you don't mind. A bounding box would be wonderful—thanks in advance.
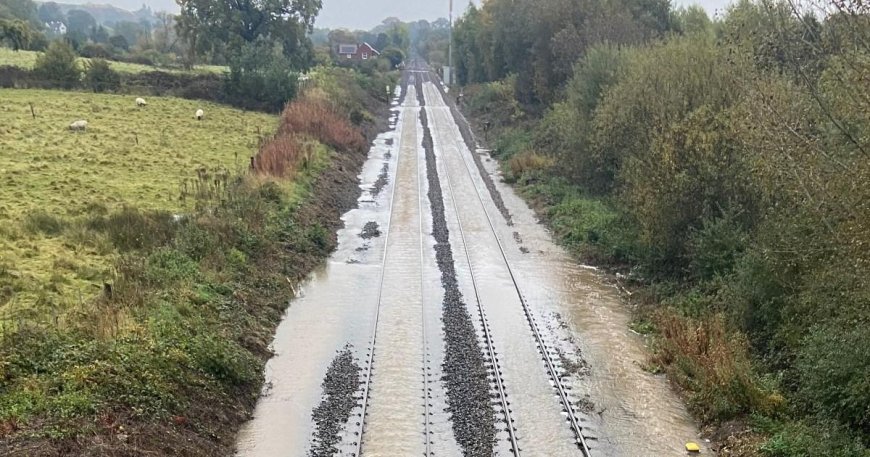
[420,70,593,455]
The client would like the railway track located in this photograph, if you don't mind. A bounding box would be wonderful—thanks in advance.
[417,70,522,456]
[351,76,435,457]
[420,73,593,456]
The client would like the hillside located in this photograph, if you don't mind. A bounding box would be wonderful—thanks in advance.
[53,2,157,25]
[0,89,275,315]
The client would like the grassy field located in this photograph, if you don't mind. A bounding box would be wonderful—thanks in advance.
[0,89,276,317]
[0,47,227,75]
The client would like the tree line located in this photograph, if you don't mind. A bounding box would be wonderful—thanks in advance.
[453,0,869,454]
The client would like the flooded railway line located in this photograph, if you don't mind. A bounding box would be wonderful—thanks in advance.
[236,66,706,457]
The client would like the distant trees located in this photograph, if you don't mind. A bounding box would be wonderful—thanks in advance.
[33,40,81,88]
[0,19,32,51]
[37,2,64,24]
[0,0,39,28]
[176,0,321,68]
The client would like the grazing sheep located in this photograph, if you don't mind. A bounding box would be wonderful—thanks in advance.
[195,109,204,121]
[69,120,88,131]
[135,97,147,107]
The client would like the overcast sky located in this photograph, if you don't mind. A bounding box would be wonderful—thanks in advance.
[59,0,734,30]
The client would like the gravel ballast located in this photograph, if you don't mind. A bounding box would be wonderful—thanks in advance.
[308,347,362,457]
[418,80,497,456]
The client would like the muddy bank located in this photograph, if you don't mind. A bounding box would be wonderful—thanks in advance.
[418,81,496,456]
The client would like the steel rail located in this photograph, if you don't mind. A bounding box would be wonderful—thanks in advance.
[422,73,592,456]
[417,70,435,457]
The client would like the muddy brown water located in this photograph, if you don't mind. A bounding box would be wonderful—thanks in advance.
[235,78,707,456]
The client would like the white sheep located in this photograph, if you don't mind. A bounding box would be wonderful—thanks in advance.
[195,109,204,121]
[135,97,147,107]
[69,120,88,131]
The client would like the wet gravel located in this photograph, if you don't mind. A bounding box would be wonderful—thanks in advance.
[370,163,389,196]
[431,78,514,226]
[359,221,381,239]
[308,347,362,457]
[418,80,497,456]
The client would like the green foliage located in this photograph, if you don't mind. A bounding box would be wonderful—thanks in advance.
[145,248,198,285]
[537,44,627,192]
[795,320,870,435]
[83,58,121,92]
[761,418,870,457]
[0,19,32,51]
[33,40,81,88]
[224,38,299,112]
[177,0,321,68]
[452,0,870,452]
[380,46,405,68]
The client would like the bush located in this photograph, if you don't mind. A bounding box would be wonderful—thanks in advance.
[89,207,176,252]
[224,38,299,112]
[795,320,870,436]
[83,59,120,92]
[145,248,198,285]
[78,43,112,59]
[32,40,81,89]
[651,310,783,423]
[761,418,870,457]
[276,96,367,153]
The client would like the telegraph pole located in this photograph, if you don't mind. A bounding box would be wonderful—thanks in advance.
[447,0,454,85]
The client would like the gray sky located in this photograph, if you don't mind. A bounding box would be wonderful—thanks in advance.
[57,0,734,30]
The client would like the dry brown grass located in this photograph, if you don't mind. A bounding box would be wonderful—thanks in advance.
[253,96,364,178]
[506,151,555,179]
[650,309,783,422]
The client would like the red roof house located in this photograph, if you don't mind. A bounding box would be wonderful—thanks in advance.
[337,43,380,61]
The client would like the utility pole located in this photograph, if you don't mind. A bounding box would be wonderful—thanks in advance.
[447,0,453,86]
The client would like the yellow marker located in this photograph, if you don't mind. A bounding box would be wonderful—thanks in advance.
[686,442,701,453]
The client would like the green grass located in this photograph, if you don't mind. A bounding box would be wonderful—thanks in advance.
[0,47,227,75]
[0,89,276,314]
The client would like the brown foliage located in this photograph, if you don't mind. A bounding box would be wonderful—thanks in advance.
[278,96,367,153]
[253,96,366,178]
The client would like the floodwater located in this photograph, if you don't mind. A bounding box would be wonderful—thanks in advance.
[235,76,707,456]
[432,83,709,455]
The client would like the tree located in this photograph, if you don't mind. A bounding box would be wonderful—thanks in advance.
[176,0,321,68]
[33,40,81,88]
[90,25,109,44]
[0,19,32,51]
[66,9,96,36]
[113,21,146,49]
[381,47,405,68]
[154,12,176,53]
[0,0,39,28]
[224,38,299,112]
[84,58,120,92]
[108,34,129,52]
[37,2,64,24]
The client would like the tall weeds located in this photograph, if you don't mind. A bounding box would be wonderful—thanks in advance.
[253,95,366,178]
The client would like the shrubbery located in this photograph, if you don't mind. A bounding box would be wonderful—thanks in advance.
[83,58,120,92]
[224,39,299,112]
[32,40,80,88]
